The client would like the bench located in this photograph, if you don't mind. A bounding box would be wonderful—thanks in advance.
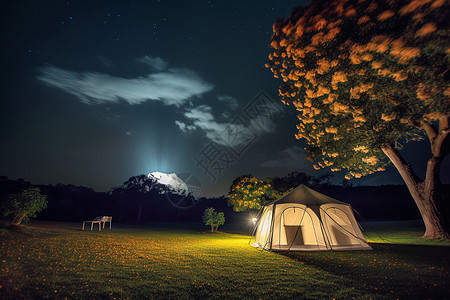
[82,216,112,231]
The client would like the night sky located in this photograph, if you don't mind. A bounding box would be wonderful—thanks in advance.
[1,0,448,196]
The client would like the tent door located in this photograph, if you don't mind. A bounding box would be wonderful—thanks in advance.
[284,225,304,245]
[279,207,308,249]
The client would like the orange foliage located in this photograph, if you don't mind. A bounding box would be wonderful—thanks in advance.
[349,52,362,64]
[324,93,338,104]
[400,0,433,15]
[311,32,325,46]
[366,2,378,12]
[345,8,357,17]
[381,113,397,122]
[431,0,446,8]
[371,61,383,69]
[315,19,328,30]
[357,15,370,24]
[416,23,437,37]
[361,53,373,61]
[377,10,395,21]
[331,71,348,89]
[270,40,279,49]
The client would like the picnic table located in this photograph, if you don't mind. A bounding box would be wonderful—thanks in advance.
[82,216,112,231]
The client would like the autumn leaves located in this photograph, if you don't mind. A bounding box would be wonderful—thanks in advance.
[265,0,448,180]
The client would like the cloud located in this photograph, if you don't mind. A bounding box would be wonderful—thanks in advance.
[218,95,239,110]
[136,55,168,71]
[176,105,277,148]
[261,146,311,169]
[174,120,196,133]
[37,57,213,106]
[182,105,234,146]
[247,116,276,136]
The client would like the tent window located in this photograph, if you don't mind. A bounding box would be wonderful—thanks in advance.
[322,207,359,246]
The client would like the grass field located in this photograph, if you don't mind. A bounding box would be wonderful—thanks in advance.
[1,221,449,299]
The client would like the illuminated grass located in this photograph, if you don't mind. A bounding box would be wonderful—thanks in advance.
[0,221,449,299]
[363,221,450,246]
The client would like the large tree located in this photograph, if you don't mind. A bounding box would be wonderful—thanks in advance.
[266,0,449,238]
[112,175,166,222]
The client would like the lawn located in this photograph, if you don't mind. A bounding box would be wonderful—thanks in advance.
[1,221,449,299]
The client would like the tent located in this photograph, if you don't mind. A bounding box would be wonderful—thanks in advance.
[252,185,372,251]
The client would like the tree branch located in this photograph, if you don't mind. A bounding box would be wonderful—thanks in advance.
[421,122,438,144]
[439,116,449,132]
[382,145,421,186]
[423,116,449,194]
[421,117,450,158]
[435,116,450,157]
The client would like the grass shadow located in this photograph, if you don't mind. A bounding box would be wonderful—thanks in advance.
[277,242,450,299]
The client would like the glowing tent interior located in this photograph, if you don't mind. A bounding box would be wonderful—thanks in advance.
[252,185,372,251]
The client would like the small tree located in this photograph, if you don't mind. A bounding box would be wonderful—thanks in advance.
[0,187,47,225]
[202,207,225,232]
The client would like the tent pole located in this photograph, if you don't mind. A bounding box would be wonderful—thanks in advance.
[321,208,370,244]
[320,221,333,251]
[268,205,276,250]
[318,207,334,251]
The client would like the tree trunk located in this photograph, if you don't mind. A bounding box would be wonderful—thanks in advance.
[12,214,25,225]
[382,145,449,239]
[211,224,214,232]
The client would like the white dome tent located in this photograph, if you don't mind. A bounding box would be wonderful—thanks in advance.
[253,185,372,251]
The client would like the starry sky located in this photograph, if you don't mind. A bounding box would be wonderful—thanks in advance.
[1,0,448,196]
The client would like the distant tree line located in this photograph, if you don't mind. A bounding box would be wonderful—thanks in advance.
[0,175,236,224]
[1,175,448,225]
